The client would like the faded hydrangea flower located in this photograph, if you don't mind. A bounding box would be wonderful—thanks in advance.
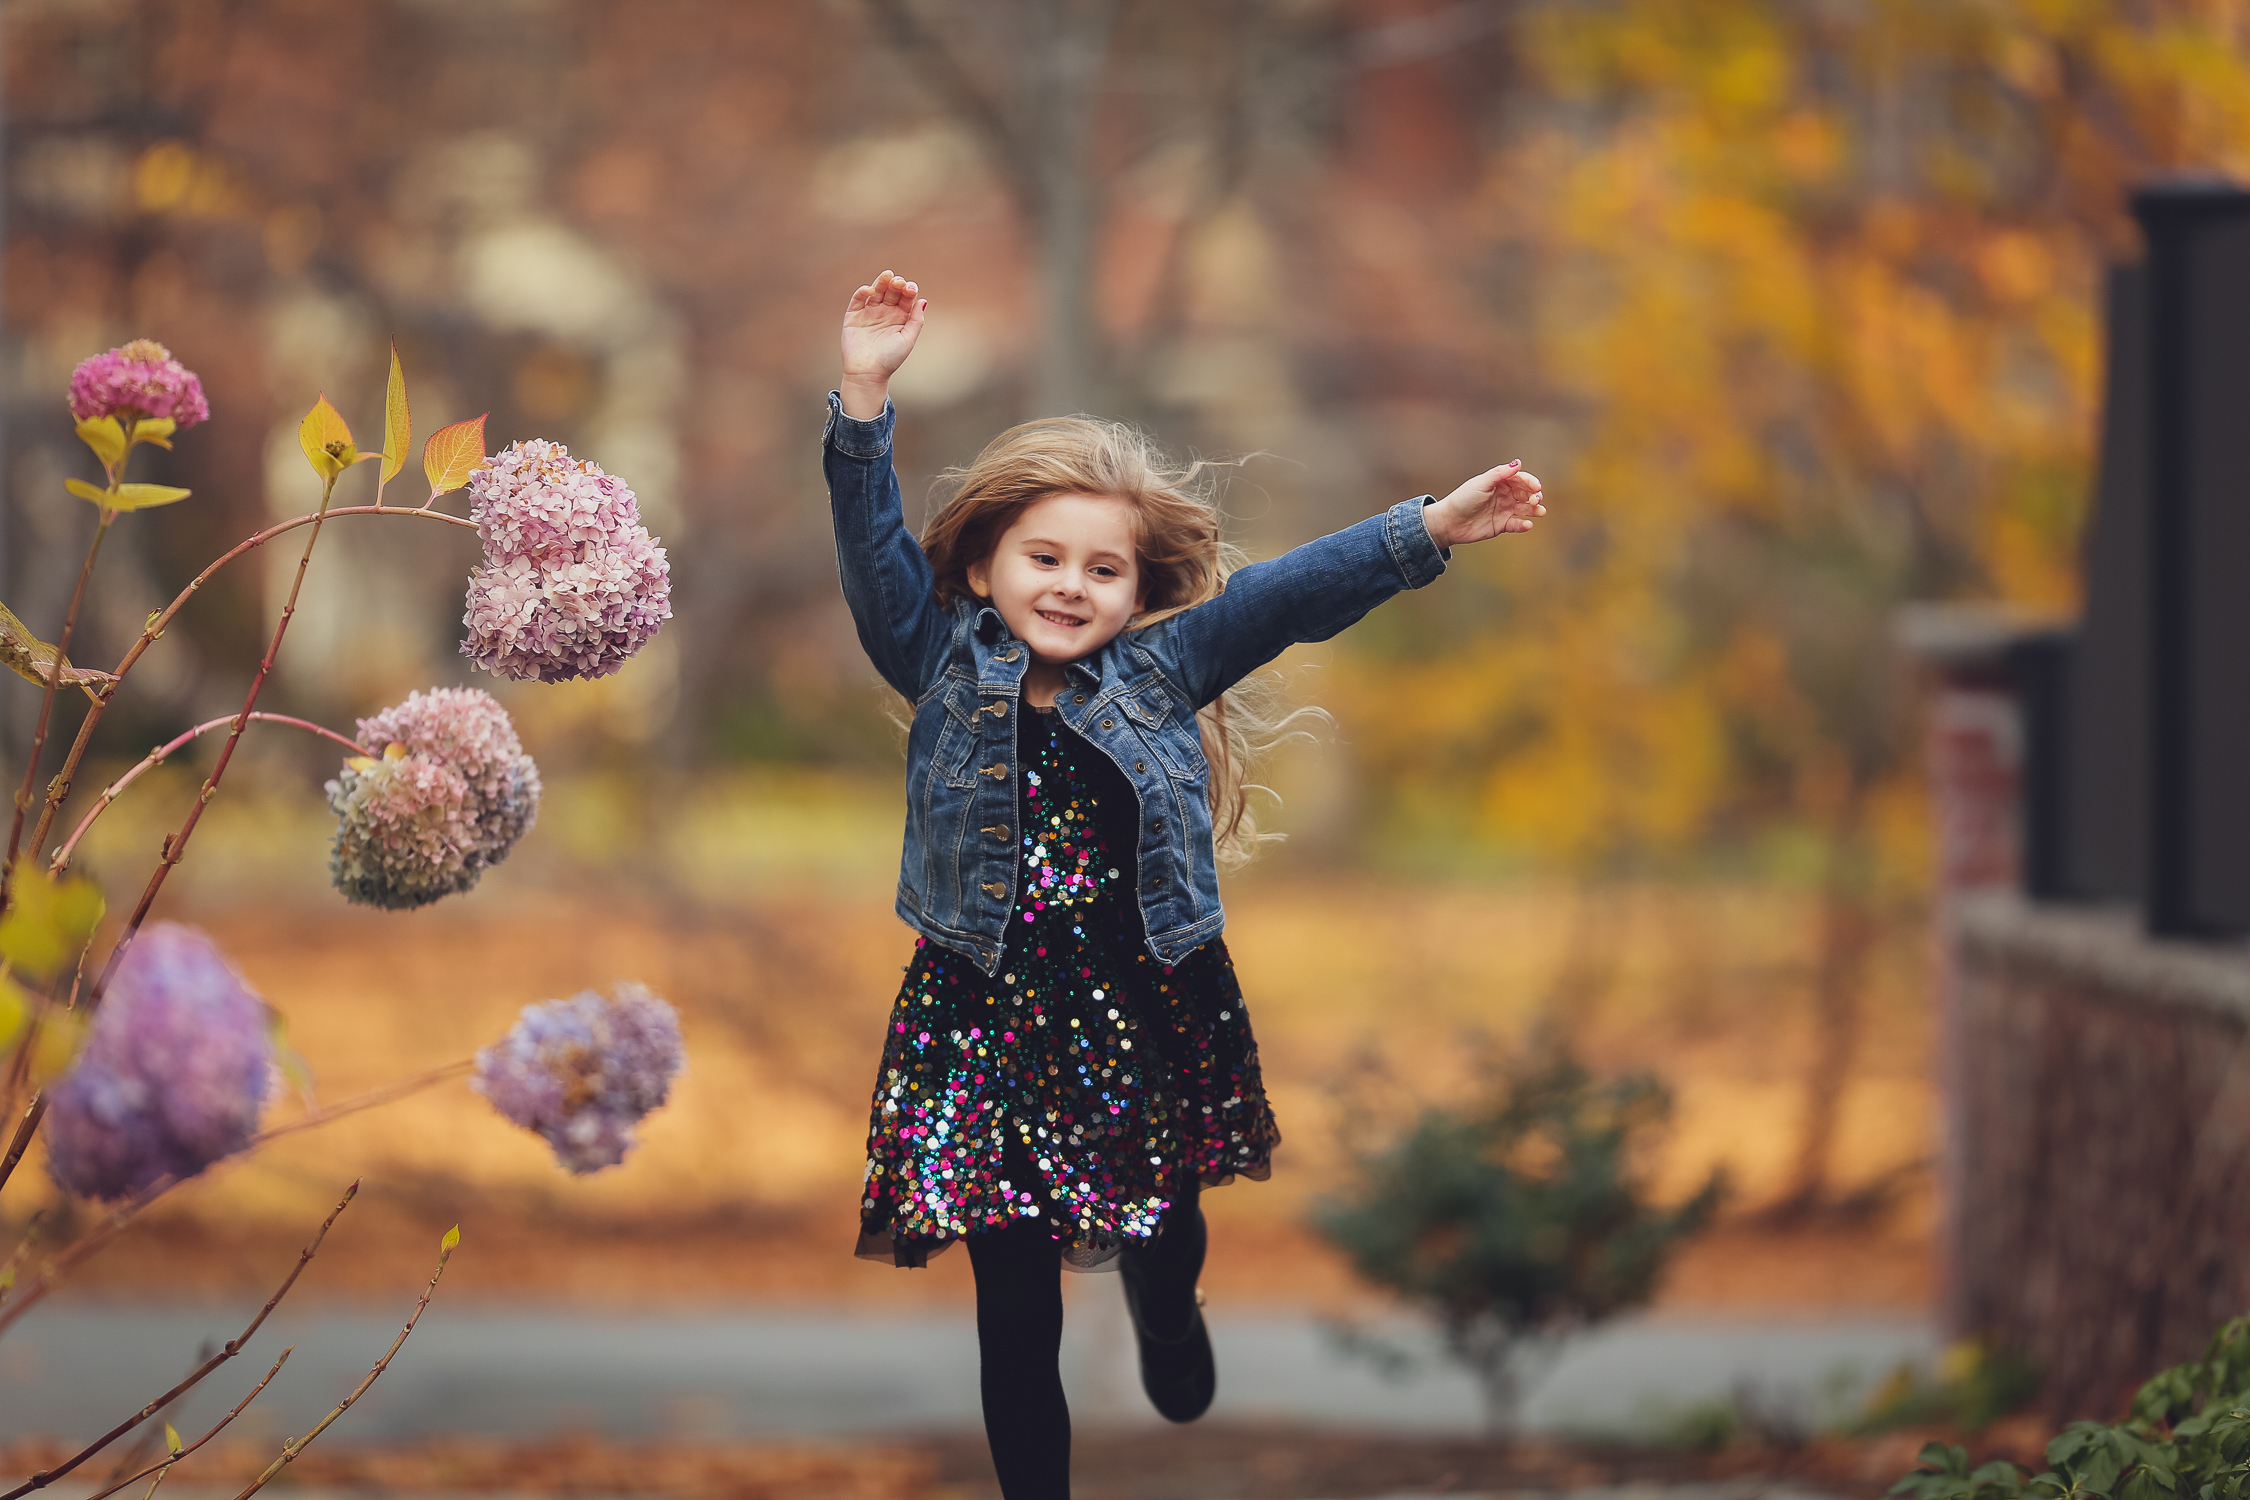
[326,687,542,911]
[460,439,671,683]
[45,924,272,1202]
[68,339,210,429]
[472,983,684,1174]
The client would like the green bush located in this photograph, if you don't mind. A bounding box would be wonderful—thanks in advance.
[1310,1035,1724,1429]
[1892,1316,2250,1500]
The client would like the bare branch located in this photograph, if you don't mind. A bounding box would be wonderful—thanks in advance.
[231,1226,458,1500]
[81,1348,293,1500]
[0,1181,356,1500]
[859,0,1039,204]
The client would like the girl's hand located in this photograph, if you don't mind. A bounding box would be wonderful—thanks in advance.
[840,270,927,420]
[1421,461,1546,550]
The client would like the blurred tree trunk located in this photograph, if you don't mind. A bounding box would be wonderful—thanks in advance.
[861,0,1120,415]
[1774,776,1878,1218]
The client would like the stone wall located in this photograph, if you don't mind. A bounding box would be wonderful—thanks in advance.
[1950,892,2250,1419]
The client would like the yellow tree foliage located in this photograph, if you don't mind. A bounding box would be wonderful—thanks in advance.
[1336,0,2250,880]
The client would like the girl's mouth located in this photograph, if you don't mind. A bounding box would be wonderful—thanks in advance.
[1036,609,1087,628]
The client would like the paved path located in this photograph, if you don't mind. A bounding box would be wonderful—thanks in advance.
[1,1288,1935,1445]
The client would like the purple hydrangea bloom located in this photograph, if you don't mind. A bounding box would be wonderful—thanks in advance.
[45,924,272,1202]
[460,440,671,683]
[325,687,542,911]
[67,339,210,428]
[472,983,684,1174]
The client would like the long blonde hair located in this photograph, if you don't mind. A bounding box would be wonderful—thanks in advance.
[921,416,1316,869]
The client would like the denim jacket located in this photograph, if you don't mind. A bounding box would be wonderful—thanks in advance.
[825,392,1450,975]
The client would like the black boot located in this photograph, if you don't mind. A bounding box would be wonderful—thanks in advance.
[1119,1191,1214,1423]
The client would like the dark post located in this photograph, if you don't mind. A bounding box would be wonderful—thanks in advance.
[2131,181,2250,939]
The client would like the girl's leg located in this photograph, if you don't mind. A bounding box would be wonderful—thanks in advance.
[967,1219,1071,1499]
[1121,1178,1204,1338]
[1119,1179,1215,1421]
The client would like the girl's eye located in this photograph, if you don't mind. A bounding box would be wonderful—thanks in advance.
[1030,553,1058,566]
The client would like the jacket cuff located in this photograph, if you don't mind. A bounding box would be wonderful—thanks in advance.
[1383,495,1449,589]
[824,391,895,459]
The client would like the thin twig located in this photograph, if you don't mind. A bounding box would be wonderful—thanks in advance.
[249,1059,473,1147]
[231,1225,457,1500]
[0,1057,466,1327]
[81,1348,293,1500]
[20,504,472,872]
[0,1179,175,1336]
[0,1180,355,1500]
[5,513,114,906]
[50,712,364,875]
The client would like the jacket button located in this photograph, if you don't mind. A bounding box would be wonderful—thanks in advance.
[983,824,1009,841]
[983,700,1008,717]
[1100,717,1115,731]
[1072,693,1086,704]
[997,649,1019,662]
[982,881,1006,898]
[980,763,1007,779]
[1149,819,1163,832]
[1133,761,1145,774]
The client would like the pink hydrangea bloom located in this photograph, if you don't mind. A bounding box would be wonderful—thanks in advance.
[67,339,210,428]
[45,924,272,1201]
[325,687,542,910]
[460,440,671,683]
[472,983,685,1174]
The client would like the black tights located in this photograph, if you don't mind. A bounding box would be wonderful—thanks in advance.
[966,1182,1205,1500]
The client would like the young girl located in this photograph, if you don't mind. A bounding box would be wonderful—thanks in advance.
[826,270,1545,1498]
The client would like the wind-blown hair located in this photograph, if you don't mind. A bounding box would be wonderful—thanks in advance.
[921,416,1318,868]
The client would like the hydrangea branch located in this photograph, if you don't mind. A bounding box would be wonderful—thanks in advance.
[50,713,364,876]
[81,1347,292,1500]
[0,1181,355,1500]
[98,474,354,1007]
[0,1178,172,1336]
[0,1060,465,1329]
[249,1059,473,1145]
[20,505,474,874]
[229,1224,456,1500]
[4,514,115,904]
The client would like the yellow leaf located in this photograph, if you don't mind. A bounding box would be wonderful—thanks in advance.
[110,483,193,512]
[164,1423,182,1455]
[0,599,117,691]
[422,414,488,501]
[25,1007,87,1090]
[74,417,126,468]
[0,872,107,979]
[441,1224,461,1252]
[131,417,177,450]
[382,344,411,484]
[298,394,360,483]
[64,478,113,507]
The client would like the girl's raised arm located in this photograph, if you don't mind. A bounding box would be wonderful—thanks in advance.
[827,273,948,699]
[1138,462,1545,709]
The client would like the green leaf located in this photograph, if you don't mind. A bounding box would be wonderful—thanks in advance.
[0,975,25,1051]
[441,1224,461,1252]
[75,417,126,467]
[0,872,106,979]
[422,414,487,500]
[382,344,410,484]
[164,1422,181,1455]
[130,417,177,450]
[0,599,117,692]
[109,483,193,512]
[64,477,114,507]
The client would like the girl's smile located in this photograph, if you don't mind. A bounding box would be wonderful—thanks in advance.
[967,492,1147,704]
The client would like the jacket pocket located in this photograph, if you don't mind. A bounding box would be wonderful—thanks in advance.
[930,684,984,788]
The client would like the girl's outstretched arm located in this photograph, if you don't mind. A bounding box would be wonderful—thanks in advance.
[827,272,948,699]
[1135,462,1545,709]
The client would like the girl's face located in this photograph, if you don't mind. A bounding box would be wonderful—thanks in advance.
[967,492,1146,668]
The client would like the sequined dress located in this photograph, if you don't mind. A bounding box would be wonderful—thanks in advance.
[858,705,1280,1268]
